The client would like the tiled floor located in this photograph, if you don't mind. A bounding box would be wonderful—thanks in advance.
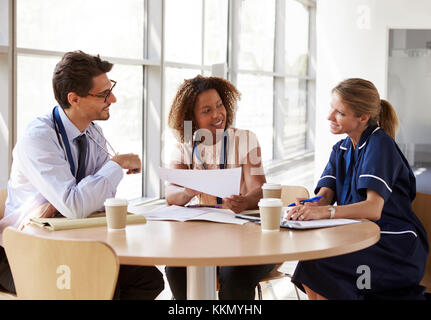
[156,152,315,300]
[155,261,309,300]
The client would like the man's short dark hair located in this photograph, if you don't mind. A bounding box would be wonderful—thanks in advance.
[52,50,113,108]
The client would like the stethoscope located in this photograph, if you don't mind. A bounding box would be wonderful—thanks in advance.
[191,130,228,204]
[52,106,118,176]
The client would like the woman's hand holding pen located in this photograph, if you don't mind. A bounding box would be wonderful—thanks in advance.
[223,194,249,214]
[111,153,142,174]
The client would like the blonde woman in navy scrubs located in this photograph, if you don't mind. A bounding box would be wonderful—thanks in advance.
[164,75,275,300]
[286,78,428,300]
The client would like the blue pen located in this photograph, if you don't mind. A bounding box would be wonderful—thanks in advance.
[287,196,322,207]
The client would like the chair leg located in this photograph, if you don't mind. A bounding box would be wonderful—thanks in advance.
[293,283,301,300]
[267,281,278,300]
[285,273,301,300]
[257,283,263,300]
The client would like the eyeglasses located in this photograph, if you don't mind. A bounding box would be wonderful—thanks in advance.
[87,79,117,103]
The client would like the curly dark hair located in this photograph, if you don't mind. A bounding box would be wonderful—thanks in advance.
[168,75,241,143]
[52,50,113,109]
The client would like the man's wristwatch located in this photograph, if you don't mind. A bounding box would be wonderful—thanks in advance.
[328,205,335,219]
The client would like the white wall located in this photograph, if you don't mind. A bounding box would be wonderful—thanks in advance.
[314,0,431,183]
[0,0,9,189]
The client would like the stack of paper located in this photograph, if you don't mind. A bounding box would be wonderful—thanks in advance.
[128,205,247,225]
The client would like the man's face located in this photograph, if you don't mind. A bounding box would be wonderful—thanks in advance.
[79,73,117,122]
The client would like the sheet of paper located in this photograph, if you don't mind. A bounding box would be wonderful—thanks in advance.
[280,218,361,229]
[128,205,247,225]
[279,207,362,229]
[128,205,206,221]
[191,208,247,225]
[158,167,242,198]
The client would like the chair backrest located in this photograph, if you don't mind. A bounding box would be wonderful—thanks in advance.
[412,192,431,293]
[280,185,310,207]
[2,227,119,300]
[0,189,7,219]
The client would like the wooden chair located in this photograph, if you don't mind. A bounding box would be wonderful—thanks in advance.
[412,192,431,295]
[0,189,7,220]
[256,185,310,300]
[2,227,119,299]
[0,189,17,300]
[280,185,310,207]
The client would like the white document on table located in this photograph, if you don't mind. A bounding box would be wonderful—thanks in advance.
[158,167,242,198]
[128,205,247,225]
[276,207,362,229]
[280,218,361,229]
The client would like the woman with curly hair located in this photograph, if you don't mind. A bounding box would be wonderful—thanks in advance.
[164,75,275,300]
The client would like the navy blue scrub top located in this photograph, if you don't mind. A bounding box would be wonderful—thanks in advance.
[315,125,428,248]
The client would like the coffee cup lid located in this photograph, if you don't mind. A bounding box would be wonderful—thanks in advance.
[258,198,283,207]
[104,198,128,206]
[262,183,282,190]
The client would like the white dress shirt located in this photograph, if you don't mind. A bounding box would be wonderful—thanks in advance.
[0,107,124,238]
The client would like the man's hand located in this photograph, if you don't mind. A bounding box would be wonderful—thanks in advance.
[19,202,59,230]
[111,153,142,174]
[33,202,59,218]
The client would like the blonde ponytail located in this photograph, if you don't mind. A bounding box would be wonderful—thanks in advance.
[333,79,400,139]
[379,99,399,139]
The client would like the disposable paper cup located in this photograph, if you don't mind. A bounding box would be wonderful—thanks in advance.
[104,198,128,231]
[262,183,282,199]
[258,198,283,232]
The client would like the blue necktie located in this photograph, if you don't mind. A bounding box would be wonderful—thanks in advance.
[75,134,87,184]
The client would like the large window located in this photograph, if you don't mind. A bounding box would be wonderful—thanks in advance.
[235,0,276,161]
[285,0,309,77]
[2,0,315,200]
[238,0,275,72]
[234,0,313,161]
[162,0,229,168]
[17,0,144,59]
[235,74,274,161]
[14,0,145,199]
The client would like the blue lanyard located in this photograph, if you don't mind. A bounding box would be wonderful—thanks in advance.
[192,132,228,169]
[192,132,228,204]
[53,106,76,175]
[340,145,354,205]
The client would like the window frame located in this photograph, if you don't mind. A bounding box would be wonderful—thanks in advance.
[2,0,316,202]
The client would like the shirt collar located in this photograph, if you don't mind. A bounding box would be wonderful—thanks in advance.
[339,124,380,151]
[356,124,379,150]
[58,106,88,140]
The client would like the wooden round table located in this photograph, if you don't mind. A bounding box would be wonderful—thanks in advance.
[25,219,380,299]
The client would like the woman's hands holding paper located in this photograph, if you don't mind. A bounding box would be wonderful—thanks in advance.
[223,194,249,213]
[184,187,202,197]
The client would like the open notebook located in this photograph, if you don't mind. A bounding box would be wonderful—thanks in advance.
[128,205,247,225]
[280,218,361,229]
[235,212,361,229]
